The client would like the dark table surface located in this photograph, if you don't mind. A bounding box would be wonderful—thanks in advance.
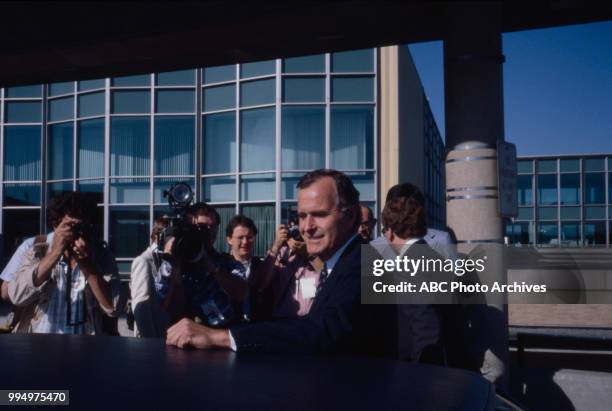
[0,334,494,411]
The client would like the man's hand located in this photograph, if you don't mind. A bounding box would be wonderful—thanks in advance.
[287,238,306,256]
[271,225,289,255]
[72,237,92,265]
[49,216,80,257]
[166,318,231,350]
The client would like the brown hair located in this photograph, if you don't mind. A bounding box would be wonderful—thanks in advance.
[381,196,426,239]
[225,215,258,238]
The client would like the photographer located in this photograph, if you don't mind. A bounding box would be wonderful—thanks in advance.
[7,192,123,334]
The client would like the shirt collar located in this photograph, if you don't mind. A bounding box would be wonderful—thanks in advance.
[400,237,423,255]
[324,234,357,275]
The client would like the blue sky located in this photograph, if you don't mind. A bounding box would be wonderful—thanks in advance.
[408,20,612,156]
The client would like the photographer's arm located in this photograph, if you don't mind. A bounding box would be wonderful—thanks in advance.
[249,225,288,291]
[73,238,115,314]
[33,216,76,286]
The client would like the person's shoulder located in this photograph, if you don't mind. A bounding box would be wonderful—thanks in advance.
[425,228,452,243]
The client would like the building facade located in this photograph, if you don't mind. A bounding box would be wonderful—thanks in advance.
[0,46,444,275]
[507,154,612,247]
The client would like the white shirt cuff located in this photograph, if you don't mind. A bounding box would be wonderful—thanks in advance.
[228,330,237,351]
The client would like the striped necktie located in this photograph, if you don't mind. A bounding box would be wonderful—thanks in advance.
[317,263,329,294]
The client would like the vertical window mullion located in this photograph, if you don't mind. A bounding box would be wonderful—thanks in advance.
[103,78,111,243]
[40,85,48,232]
[149,74,155,232]
[275,59,282,228]
[235,64,240,215]
[325,53,331,169]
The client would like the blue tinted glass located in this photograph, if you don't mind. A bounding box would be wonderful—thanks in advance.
[240,174,275,201]
[48,122,74,179]
[283,78,325,102]
[560,159,580,172]
[78,179,104,204]
[6,85,42,98]
[2,209,40,259]
[6,102,42,123]
[283,54,325,73]
[156,69,195,86]
[537,159,557,173]
[155,116,194,175]
[112,74,150,87]
[241,108,275,171]
[517,160,533,174]
[203,84,235,112]
[348,172,375,200]
[203,112,236,174]
[560,207,581,220]
[585,206,605,220]
[560,174,580,205]
[112,91,150,113]
[584,173,605,204]
[332,49,374,72]
[47,181,73,201]
[78,119,105,178]
[109,207,150,257]
[331,106,374,169]
[537,174,557,205]
[110,178,150,203]
[203,65,235,84]
[110,117,150,176]
[240,79,275,107]
[202,176,236,202]
[153,178,195,204]
[332,77,373,101]
[155,90,195,113]
[584,222,606,245]
[79,79,105,91]
[241,60,275,78]
[561,223,580,246]
[240,204,275,256]
[281,173,302,200]
[517,207,533,220]
[281,106,324,170]
[4,126,41,181]
[584,158,604,172]
[537,223,558,245]
[538,207,557,220]
[49,82,74,96]
[3,183,40,206]
[49,97,74,122]
[78,92,105,117]
[517,175,533,206]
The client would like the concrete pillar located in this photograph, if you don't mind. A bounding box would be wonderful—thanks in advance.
[444,2,509,388]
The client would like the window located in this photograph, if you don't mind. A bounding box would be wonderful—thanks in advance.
[156,69,195,86]
[282,78,325,102]
[330,106,373,169]
[331,49,374,72]
[203,65,235,84]
[240,79,275,107]
[283,54,325,73]
[517,175,533,206]
[203,85,235,112]
[112,91,150,114]
[584,173,605,204]
[78,92,105,118]
[537,175,557,205]
[155,90,195,113]
[240,204,275,257]
[5,102,42,123]
[240,108,275,172]
[154,116,194,175]
[331,77,374,102]
[78,119,105,178]
[110,117,150,176]
[4,126,41,181]
[109,207,150,257]
[560,173,580,205]
[537,223,558,246]
[281,106,325,170]
[241,60,275,78]
[48,122,73,180]
[112,75,150,87]
[203,112,236,174]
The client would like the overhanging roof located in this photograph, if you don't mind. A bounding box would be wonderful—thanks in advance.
[1,1,611,87]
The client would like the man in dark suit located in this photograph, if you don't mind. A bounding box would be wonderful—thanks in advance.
[166,169,362,353]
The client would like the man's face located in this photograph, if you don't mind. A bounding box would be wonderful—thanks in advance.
[227,225,255,262]
[192,213,218,245]
[358,206,374,241]
[297,177,354,261]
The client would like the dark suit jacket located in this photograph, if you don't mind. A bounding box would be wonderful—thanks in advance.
[230,236,362,353]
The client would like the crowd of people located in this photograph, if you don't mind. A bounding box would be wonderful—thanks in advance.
[0,168,474,369]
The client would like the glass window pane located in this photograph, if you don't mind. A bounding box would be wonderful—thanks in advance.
[537,159,557,173]
[110,117,150,176]
[585,206,605,220]
[204,65,235,84]
[281,173,303,200]
[49,82,74,96]
[154,178,195,204]
[538,207,557,220]
[283,78,325,102]
[561,223,580,246]
[517,207,533,220]
[5,101,42,123]
[348,172,375,201]
[537,223,558,246]
[332,49,374,72]
[3,183,40,206]
[202,176,236,202]
[240,79,275,107]
[109,207,150,258]
[560,173,580,205]
[2,209,40,263]
[78,92,105,118]
[331,106,373,169]
[203,84,235,112]
[240,108,275,172]
[112,91,150,114]
[110,178,150,203]
[78,179,104,204]
[560,159,580,172]
[281,106,324,170]
[212,206,237,252]
[331,77,374,102]
[283,54,325,73]
[79,79,105,91]
[47,181,73,201]
[156,69,195,86]
[4,126,41,181]
[203,112,236,174]
[507,221,534,245]
[6,85,42,98]
[537,174,557,205]
[241,60,275,78]
[584,158,604,172]
[155,90,195,113]
[112,74,150,87]
[240,173,275,201]
[48,122,74,180]
[78,119,105,178]
[240,204,275,257]
[584,173,605,204]
[517,160,533,174]
[517,175,533,206]
[154,116,194,175]
[560,207,581,220]
[49,96,74,122]
[584,222,606,245]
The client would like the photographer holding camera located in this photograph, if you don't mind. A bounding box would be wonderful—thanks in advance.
[7,192,123,334]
